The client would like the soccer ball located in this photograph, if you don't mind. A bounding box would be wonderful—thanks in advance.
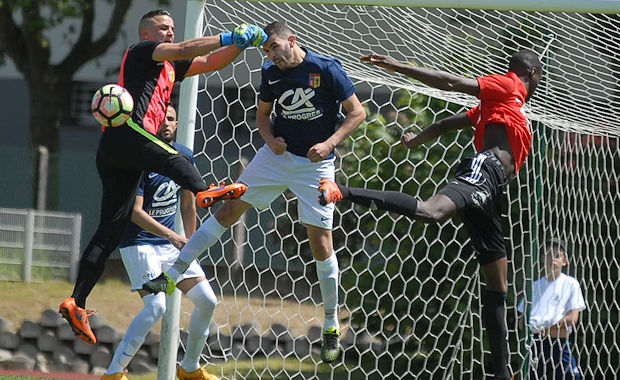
[91,84,134,127]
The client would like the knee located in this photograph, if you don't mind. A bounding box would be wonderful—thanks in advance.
[194,291,217,312]
[188,281,217,312]
[145,293,167,320]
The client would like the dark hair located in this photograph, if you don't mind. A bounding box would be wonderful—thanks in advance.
[140,9,171,24]
[545,238,567,254]
[509,49,542,76]
[264,21,295,39]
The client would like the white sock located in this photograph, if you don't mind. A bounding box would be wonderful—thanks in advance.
[181,280,217,372]
[106,293,166,374]
[168,216,227,281]
[315,254,340,331]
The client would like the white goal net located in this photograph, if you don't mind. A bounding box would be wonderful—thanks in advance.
[171,1,619,379]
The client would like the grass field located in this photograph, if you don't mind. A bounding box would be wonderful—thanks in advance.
[0,279,336,336]
[0,279,351,380]
[0,357,352,380]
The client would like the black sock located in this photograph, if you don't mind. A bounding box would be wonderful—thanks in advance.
[72,259,106,308]
[482,289,510,380]
[71,241,112,308]
[339,186,418,219]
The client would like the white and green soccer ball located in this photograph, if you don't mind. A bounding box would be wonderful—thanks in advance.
[91,84,134,127]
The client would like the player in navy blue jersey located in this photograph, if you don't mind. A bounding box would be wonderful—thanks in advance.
[142,21,366,363]
[102,106,219,380]
[60,9,264,345]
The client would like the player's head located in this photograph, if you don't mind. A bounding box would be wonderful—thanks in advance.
[139,9,175,43]
[508,49,543,101]
[262,21,302,70]
[158,105,178,144]
[543,238,567,279]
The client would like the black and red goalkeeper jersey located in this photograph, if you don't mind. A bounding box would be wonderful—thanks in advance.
[118,40,192,134]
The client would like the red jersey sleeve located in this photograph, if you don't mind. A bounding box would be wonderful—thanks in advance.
[477,74,517,101]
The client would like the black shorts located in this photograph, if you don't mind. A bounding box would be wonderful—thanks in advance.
[438,151,508,265]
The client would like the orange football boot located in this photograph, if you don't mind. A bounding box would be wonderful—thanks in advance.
[318,178,343,206]
[59,297,97,344]
[196,181,247,208]
[177,365,220,380]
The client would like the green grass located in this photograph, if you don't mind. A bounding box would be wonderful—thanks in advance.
[0,358,355,380]
[127,358,354,380]
[0,280,360,380]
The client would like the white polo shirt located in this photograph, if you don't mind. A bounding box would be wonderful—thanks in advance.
[517,273,586,334]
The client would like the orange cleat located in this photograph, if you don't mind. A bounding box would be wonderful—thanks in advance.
[177,365,220,380]
[100,372,129,380]
[318,178,343,206]
[59,297,97,344]
[196,181,247,208]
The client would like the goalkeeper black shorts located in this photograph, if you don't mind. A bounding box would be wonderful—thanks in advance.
[438,151,508,265]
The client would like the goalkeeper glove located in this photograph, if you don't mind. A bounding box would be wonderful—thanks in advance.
[221,23,267,50]
[247,24,268,47]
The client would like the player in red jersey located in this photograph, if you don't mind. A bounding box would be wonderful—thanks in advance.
[319,50,542,380]
[59,9,264,346]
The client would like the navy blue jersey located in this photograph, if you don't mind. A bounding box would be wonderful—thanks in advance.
[120,142,195,247]
[259,48,356,158]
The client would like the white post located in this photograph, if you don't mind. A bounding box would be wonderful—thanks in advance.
[36,146,48,210]
[22,210,35,282]
[70,213,82,283]
[158,287,182,380]
[158,1,205,379]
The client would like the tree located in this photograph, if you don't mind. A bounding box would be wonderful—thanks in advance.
[0,0,133,154]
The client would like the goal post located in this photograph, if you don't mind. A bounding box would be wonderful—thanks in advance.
[165,0,620,378]
[244,0,620,13]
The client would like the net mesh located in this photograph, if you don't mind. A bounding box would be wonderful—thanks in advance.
[171,2,620,379]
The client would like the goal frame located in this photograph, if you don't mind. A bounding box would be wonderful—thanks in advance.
[161,1,620,379]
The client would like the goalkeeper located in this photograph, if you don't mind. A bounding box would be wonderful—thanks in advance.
[59,9,266,345]
[319,50,543,380]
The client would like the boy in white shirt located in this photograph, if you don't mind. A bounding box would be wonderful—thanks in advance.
[517,239,586,379]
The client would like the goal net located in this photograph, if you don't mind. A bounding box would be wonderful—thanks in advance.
[170,1,619,379]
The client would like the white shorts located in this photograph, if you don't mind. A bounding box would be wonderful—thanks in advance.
[238,144,335,229]
[119,243,205,291]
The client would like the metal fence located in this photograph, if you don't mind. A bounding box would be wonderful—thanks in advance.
[0,207,81,282]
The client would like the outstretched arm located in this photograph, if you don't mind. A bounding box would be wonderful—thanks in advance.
[152,35,225,62]
[360,54,480,97]
[307,94,365,162]
[184,45,242,77]
[401,112,472,149]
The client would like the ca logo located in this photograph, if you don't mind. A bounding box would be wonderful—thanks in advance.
[278,88,315,111]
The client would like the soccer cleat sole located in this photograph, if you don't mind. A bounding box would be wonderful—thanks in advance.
[141,273,176,295]
[197,183,247,208]
[317,178,342,206]
[318,190,329,206]
[201,189,238,207]
[320,345,343,363]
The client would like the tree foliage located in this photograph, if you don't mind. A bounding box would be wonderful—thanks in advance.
[0,0,134,152]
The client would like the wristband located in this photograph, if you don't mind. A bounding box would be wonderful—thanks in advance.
[220,32,233,46]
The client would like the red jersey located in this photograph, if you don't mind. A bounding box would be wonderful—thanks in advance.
[466,72,531,172]
[117,41,192,134]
